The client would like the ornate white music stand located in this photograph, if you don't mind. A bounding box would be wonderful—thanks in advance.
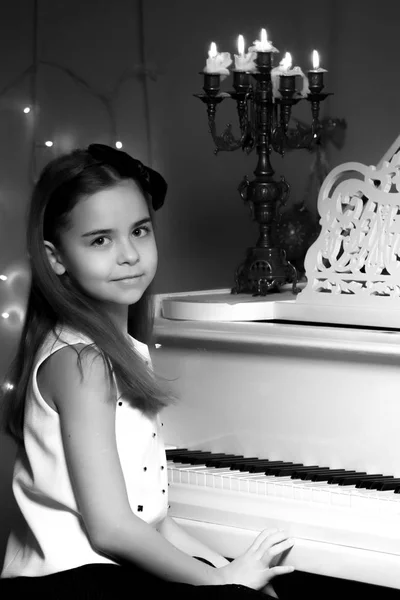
[295,134,400,327]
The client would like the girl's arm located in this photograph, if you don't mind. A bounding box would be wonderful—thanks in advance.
[45,344,294,590]
[46,344,222,586]
[157,515,230,568]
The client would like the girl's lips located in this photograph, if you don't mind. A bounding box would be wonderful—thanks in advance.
[113,275,143,281]
[113,275,144,286]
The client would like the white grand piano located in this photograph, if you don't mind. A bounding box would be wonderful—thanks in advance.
[151,144,400,590]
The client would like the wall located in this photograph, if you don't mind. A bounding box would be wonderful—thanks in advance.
[1,0,400,568]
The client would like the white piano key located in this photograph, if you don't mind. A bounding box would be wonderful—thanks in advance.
[196,472,206,485]
[294,484,312,502]
[206,473,216,487]
[180,470,190,484]
[189,471,198,485]
[331,487,354,507]
[314,487,332,504]
[172,468,182,484]
[351,491,381,511]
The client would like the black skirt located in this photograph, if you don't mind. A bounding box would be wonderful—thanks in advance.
[2,560,398,599]
[0,561,275,600]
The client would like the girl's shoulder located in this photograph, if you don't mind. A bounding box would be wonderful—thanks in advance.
[37,327,107,411]
[127,335,151,364]
[38,325,98,380]
[50,325,95,349]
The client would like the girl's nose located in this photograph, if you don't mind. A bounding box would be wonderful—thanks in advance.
[117,239,140,264]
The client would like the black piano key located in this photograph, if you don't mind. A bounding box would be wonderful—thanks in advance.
[166,449,207,458]
[361,478,392,490]
[168,452,215,463]
[355,475,394,489]
[337,474,383,486]
[298,468,346,481]
[366,477,398,490]
[204,456,248,468]
[189,453,239,465]
[203,457,251,468]
[167,450,237,464]
[232,459,263,470]
[177,452,226,464]
[290,466,328,479]
[165,448,188,456]
[328,471,368,484]
[246,460,277,466]
[204,455,248,463]
[276,465,320,477]
[265,463,304,475]
[262,462,296,475]
[167,453,203,463]
[223,458,260,469]
[190,453,238,460]
[308,470,357,482]
[282,465,319,476]
[248,461,286,473]
[378,478,400,491]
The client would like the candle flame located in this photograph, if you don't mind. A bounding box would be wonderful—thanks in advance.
[261,28,267,44]
[281,52,292,70]
[238,34,245,56]
[312,49,319,69]
[209,42,218,59]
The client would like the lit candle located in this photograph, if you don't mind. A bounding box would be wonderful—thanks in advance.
[270,51,308,98]
[307,49,327,93]
[280,52,292,71]
[238,35,244,57]
[278,52,297,97]
[204,42,232,74]
[249,28,278,53]
[234,34,256,72]
[202,42,231,96]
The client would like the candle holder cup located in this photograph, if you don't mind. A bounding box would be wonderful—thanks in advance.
[195,52,332,295]
[255,51,273,71]
[202,72,221,96]
[232,70,251,93]
[279,75,297,98]
[307,70,325,94]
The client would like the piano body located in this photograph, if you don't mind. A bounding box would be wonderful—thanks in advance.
[151,146,400,590]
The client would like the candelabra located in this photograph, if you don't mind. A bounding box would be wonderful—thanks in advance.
[195,38,331,295]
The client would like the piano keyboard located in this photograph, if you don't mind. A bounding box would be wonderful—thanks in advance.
[166,449,400,589]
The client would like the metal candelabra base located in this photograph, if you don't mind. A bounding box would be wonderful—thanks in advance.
[232,246,300,295]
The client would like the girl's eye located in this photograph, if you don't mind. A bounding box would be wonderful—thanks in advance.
[132,225,151,238]
[91,237,109,247]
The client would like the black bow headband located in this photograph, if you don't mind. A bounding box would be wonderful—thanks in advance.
[87,143,167,211]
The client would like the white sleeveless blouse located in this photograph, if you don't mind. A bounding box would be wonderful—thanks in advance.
[1,326,168,577]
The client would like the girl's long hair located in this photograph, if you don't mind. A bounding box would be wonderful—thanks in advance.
[1,148,172,444]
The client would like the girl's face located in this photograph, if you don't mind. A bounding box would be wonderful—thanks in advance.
[46,179,158,320]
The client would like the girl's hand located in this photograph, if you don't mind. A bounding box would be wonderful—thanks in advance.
[218,529,294,591]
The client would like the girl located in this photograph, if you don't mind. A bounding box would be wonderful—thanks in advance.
[0,144,294,598]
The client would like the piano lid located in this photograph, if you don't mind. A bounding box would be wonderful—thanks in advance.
[157,135,400,329]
